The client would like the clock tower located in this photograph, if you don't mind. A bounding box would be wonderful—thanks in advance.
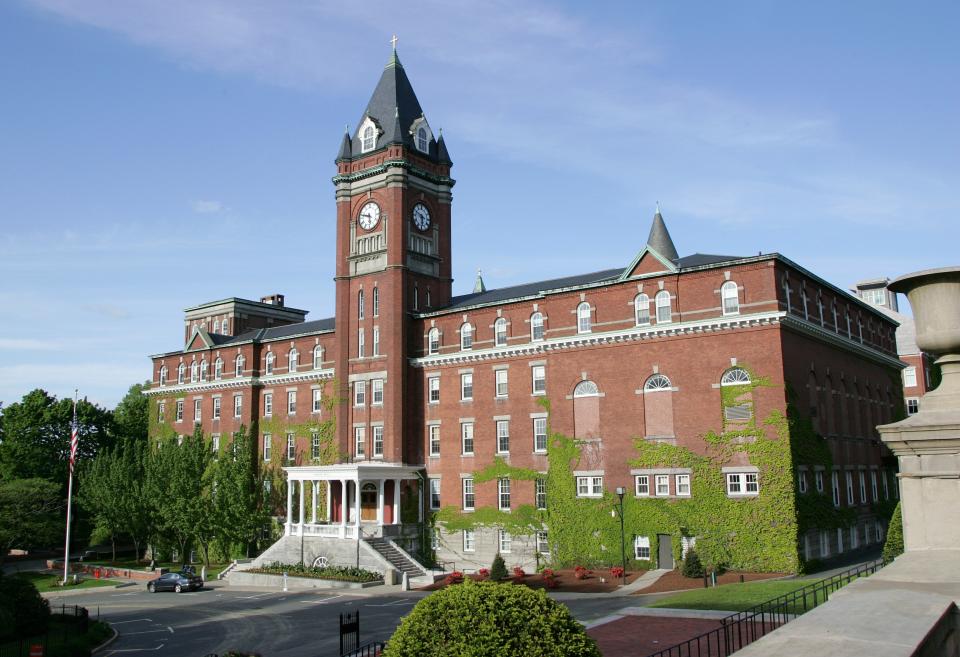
[331,47,454,464]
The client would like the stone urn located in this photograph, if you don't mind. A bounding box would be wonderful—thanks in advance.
[878,266,960,552]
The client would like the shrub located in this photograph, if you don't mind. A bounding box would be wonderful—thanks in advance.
[610,566,624,579]
[541,568,554,577]
[882,502,904,565]
[383,579,601,657]
[0,573,50,640]
[490,554,508,582]
[681,550,705,579]
[513,566,526,578]
[444,571,464,586]
[543,572,559,589]
[247,563,381,582]
[574,565,590,580]
[477,568,490,580]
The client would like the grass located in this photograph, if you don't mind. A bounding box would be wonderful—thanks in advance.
[648,578,824,612]
[82,559,229,578]
[12,572,121,593]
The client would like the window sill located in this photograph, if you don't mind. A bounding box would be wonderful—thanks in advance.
[726,492,760,498]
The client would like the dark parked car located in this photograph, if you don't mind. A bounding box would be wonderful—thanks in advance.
[147,571,203,593]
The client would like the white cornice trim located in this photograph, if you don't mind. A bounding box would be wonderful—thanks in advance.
[143,368,335,397]
[779,315,903,369]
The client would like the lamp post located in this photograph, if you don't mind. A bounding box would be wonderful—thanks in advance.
[615,486,626,587]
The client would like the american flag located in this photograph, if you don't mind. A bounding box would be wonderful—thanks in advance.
[69,400,79,474]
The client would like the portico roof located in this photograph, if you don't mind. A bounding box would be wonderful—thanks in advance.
[283,462,423,481]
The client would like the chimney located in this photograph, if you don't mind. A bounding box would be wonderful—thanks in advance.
[261,294,285,307]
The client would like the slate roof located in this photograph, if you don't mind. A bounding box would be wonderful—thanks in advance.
[208,317,336,347]
[675,253,743,268]
[647,210,680,261]
[444,269,624,311]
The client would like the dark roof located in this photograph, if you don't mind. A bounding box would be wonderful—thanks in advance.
[444,269,623,310]
[646,210,680,262]
[210,317,336,347]
[350,50,440,160]
[676,253,742,268]
[336,130,352,161]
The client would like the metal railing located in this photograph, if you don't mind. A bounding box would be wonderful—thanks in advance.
[647,559,883,657]
[0,605,90,657]
[342,640,387,657]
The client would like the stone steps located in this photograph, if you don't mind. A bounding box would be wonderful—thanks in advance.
[364,538,426,577]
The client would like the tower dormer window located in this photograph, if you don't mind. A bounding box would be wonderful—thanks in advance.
[361,125,376,152]
[417,127,428,152]
[410,117,432,154]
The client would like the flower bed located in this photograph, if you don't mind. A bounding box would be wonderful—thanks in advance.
[419,568,644,593]
[247,563,381,583]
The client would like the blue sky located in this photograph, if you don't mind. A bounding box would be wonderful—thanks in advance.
[1,1,957,408]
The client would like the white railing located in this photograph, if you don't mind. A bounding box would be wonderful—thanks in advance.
[288,523,359,539]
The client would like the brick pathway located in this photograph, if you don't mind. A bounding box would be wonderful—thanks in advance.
[588,615,723,656]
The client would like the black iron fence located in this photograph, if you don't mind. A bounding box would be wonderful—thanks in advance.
[647,559,883,657]
[342,641,387,657]
[0,605,90,657]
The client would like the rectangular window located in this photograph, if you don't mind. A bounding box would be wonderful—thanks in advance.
[460,373,473,401]
[850,524,859,549]
[536,478,547,510]
[212,434,220,455]
[496,420,510,454]
[463,529,475,552]
[499,530,512,554]
[373,327,380,357]
[576,476,603,497]
[903,367,917,388]
[745,473,759,493]
[287,391,296,415]
[495,369,508,398]
[635,475,649,496]
[906,398,919,415]
[498,478,511,510]
[462,478,474,510]
[533,417,548,453]
[429,479,441,510]
[832,471,841,507]
[373,288,379,317]
[263,434,271,462]
[461,422,474,455]
[858,470,866,504]
[354,427,366,458]
[212,397,221,420]
[429,330,440,354]
[882,470,890,500]
[158,401,166,422]
[837,527,844,553]
[820,530,830,557]
[264,393,273,417]
[234,395,242,418]
[798,469,807,493]
[429,425,440,456]
[676,474,691,496]
[536,531,549,554]
[846,471,855,505]
[815,470,824,493]
[311,432,320,460]
[870,471,878,502]
[655,474,670,496]
[875,521,883,543]
[634,535,651,560]
[727,472,760,496]
[286,433,295,461]
[176,400,184,422]
[373,426,383,457]
[354,381,366,406]
[194,399,202,423]
[312,389,322,413]
[532,365,546,395]
[372,379,384,405]
[428,377,440,403]
[358,328,365,358]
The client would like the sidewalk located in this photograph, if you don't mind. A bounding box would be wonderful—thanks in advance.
[586,607,732,656]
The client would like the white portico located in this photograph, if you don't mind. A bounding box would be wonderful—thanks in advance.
[283,463,423,540]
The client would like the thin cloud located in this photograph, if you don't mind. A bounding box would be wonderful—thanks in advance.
[191,199,225,214]
[0,338,63,351]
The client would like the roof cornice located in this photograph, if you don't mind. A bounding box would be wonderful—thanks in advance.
[142,368,335,397]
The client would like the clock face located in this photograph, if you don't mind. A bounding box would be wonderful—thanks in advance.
[412,203,431,231]
[358,202,380,230]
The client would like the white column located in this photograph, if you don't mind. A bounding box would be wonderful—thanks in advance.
[326,481,332,521]
[339,479,347,539]
[285,476,293,535]
[298,480,305,526]
[311,481,318,524]
[354,478,362,535]
[377,478,385,526]
[392,479,401,525]
[417,479,423,522]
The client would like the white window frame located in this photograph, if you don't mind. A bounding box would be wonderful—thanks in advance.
[903,367,917,388]
[536,478,547,510]
[235,355,244,377]
[576,302,592,334]
[372,287,379,317]
[287,391,296,415]
[533,417,547,453]
[354,381,366,407]
[194,399,202,423]
[284,432,295,461]
[428,376,440,403]
[499,530,512,554]
[634,535,651,560]
[265,352,274,375]
[462,478,475,510]
[655,290,672,323]
[906,397,919,415]
[460,323,473,350]
[635,474,650,496]
[721,281,740,315]
[655,474,670,496]
[159,365,167,387]
[176,400,184,422]
[313,346,323,370]
[200,360,207,382]
[496,419,510,454]
[354,427,366,458]
[498,478,511,510]
[460,373,473,401]
[870,470,878,502]
[576,476,603,498]
[536,530,549,554]
[463,529,475,552]
[634,293,651,326]
[428,328,440,355]
[212,397,221,420]
[312,389,322,413]
[495,369,508,398]
[373,327,380,357]
[190,361,198,383]
[358,290,364,320]
[311,432,321,460]
[858,470,867,504]
[263,434,272,462]
[726,472,760,497]
[531,312,544,341]
[846,471,855,505]
[373,425,383,457]
[361,124,376,152]
[264,393,273,417]
[372,378,384,406]
[675,473,691,497]
[532,365,546,395]
[429,479,441,510]
[214,358,222,381]
[235,396,244,418]
[288,349,298,373]
[417,126,429,153]
[832,471,841,507]
[461,422,474,455]
[358,328,365,358]
[815,470,824,493]
[494,318,507,346]
[429,425,440,456]
[798,469,808,493]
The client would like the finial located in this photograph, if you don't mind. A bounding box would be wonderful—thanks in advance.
[345,124,350,135]
[390,34,398,51]
[656,201,661,215]
[395,106,399,118]
[439,127,443,137]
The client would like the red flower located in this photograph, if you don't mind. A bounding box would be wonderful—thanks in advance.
[513,566,526,578]
[478,568,490,579]
[541,568,554,577]
[610,566,625,578]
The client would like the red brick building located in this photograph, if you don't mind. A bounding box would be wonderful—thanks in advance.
[146,50,903,575]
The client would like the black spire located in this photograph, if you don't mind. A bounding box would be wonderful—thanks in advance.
[646,204,679,262]
[436,128,452,164]
[336,126,352,162]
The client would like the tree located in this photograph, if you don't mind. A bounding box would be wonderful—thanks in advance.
[78,445,127,563]
[112,382,150,444]
[212,427,268,559]
[0,572,50,641]
[0,478,63,564]
[383,579,601,657]
[882,502,904,564]
[490,553,508,581]
[0,389,113,489]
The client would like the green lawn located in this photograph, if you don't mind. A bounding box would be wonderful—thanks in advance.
[82,559,229,578]
[13,572,121,593]
[648,578,825,612]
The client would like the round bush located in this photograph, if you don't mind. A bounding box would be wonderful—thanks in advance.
[0,573,50,640]
[383,579,601,657]
[489,554,508,582]
[681,549,705,578]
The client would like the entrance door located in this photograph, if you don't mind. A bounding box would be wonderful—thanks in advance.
[360,483,378,522]
[657,534,674,569]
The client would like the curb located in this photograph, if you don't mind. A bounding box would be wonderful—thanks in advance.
[92,626,119,654]
[41,583,129,598]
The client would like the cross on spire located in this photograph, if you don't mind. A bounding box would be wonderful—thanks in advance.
[390,34,398,51]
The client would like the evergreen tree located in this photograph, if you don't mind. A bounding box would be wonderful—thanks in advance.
[490,553,508,581]
[882,502,904,564]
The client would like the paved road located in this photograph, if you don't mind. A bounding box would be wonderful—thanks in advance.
[48,582,657,656]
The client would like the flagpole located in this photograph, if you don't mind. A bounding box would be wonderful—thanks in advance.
[62,390,78,586]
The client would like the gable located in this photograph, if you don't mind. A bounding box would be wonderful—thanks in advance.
[185,327,213,351]
[622,248,676,279]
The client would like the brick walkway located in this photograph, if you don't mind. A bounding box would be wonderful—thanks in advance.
[588,615,723,656]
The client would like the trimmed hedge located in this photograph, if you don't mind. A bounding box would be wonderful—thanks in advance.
[383,579,601,657]
[882,502,904,564]
[247,563,381,583]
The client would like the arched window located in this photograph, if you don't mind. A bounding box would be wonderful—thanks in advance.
[413,285,419,310]
[417,127,428,152]
[573,380,600,397]
[200,360,208,382]
[190,361,198,383]
[460,323,473,350]
[644,374,672,392]
[313,346,323,369]
[159,366,167,387]
[721,281,739,315]
[428,328,440,355]
[214,358,223,381]
[265,352,275,375]
[494,318,507,347]
[288,349,298,373]
[235,354,244,377]
[178,363,185,385]
[577,302,592,334]
[530,312,544,341]
[721,368,751,386]
[655,291,672,323]
[213,320,220,334]
[361,125,375,152]
[372,287,379,317]
[635,294,650,326]
[426,289,432,308]
[358,290,364,320]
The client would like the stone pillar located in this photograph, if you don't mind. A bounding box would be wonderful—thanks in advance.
[354,479,362,532]
[285,476,293,535]
[392,478,401,525]
[417,479,423,523]
[339,479,347,526]
[326,481,332,521]
[377,478,385,526]
[311,481,318,524]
